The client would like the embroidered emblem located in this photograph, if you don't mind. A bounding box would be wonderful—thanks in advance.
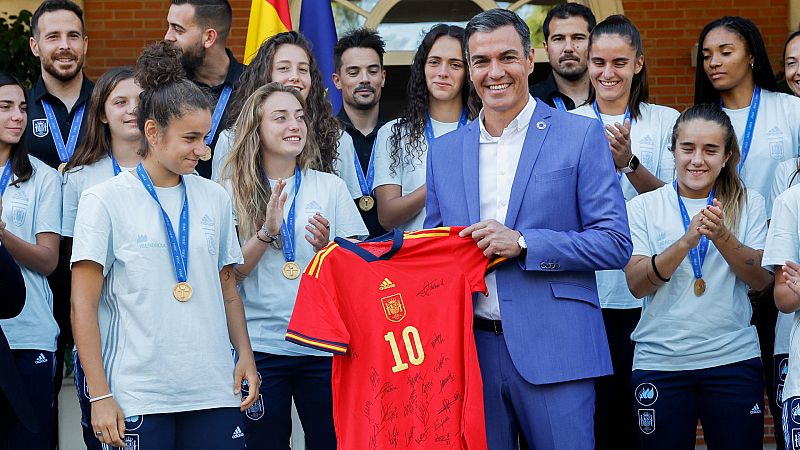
[381,293,407,322]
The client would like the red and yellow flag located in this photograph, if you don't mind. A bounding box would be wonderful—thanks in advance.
[244,0,292,63]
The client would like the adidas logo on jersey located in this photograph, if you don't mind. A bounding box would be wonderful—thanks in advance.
[231,426,244,439]
[34,353,48,364]
[750,404,761,415]
[379,278,396,291]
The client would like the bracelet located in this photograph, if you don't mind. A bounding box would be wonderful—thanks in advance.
[89,393,114,403]
[256,228,277,244]
[651,254,670,282]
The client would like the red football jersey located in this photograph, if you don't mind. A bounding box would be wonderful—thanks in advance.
[286,227,504,450]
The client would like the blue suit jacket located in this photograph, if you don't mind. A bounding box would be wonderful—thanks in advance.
[424,101,632,384]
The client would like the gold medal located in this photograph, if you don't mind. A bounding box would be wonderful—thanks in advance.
[282,261,301,280]
[58,162,67,173]
[693,278,706,297]
[358,195,375,212]
[200,145,212,162]
[173,282,193,302]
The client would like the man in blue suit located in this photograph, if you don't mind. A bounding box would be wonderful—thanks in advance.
[424,9,632,449]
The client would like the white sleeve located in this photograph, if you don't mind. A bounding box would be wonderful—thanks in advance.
[61,171,81,237]
[627,196,652,257]
[741,191,768,251]
[763,190,800,269]
[769,161,797,217]
[216,187,244,269]
[334,132,363,199]
[657,108,679,183]
[71,191,114,272]
[211,128,234,183]
[333,177,368,240]
[373,121,401,189]
[34,166,62,236]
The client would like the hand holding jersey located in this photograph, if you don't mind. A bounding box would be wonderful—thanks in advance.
[459,219,523,259]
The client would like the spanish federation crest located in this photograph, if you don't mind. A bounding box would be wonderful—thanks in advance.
[32,118,49,138]
[380,293,406,323]
[637,409,655,435]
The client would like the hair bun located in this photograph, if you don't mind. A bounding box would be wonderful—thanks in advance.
[135,41,187,91]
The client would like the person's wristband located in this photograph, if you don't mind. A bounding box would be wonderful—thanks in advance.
[89,393,114,403]
[257,228,277,244]
[651,254,670,282]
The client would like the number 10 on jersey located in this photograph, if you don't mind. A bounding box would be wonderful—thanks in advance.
[384,326,425,373]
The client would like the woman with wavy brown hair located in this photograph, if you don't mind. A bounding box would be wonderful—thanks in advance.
[372,24,476,231]
[221,82,365,449]
[211,31,340,180]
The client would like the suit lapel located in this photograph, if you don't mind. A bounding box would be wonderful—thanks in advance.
[505,102,551,228]
[462,122,481,224]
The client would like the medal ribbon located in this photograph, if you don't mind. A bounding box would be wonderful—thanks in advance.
[424,109,468,146]
[42,100,85,163]
[354,140,376,198]
[109,151,121,176]
[674,180,715,282]
[276,166,302,264]
[553,96,567,111]
[721,86,760,173]
[136,163,190,283]
[0,162,12,197]
[205,84,233,147]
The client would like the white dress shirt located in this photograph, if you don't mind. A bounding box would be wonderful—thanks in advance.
[475,95,536,320]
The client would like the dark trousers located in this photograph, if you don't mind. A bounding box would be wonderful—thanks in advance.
[594,307,641,450]
[73,352,102,450]
[0,350,55,450]
[750,286,780,449]
[47,243,72,449]
[242,352,336,450]
[106,408,245,450]
[776,354,789,450]
[631,358,764,450]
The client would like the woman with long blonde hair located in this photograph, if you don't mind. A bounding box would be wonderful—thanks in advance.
[624,104,772,449]
[221,82,366,450]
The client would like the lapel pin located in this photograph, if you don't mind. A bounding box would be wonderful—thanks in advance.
[536,121,546,130]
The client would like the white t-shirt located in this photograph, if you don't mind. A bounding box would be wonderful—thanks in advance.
[333,130,367,201]
[61,156,136,237]
[0,157,61,351]
[70,171,244,417]
[769,158,800,355]
[627,183,766,371]
[723,89,800,216]
[232,169,367,356]
[373,117,462,231]
[572,102,679,309]
[763,184,800,400]
[211,128,234,182]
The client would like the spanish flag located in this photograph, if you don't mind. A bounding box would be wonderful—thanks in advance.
[244,0,292,63]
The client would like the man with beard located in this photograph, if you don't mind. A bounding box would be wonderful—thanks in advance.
[165,0,244,179]
[332,28,388,238]
[27,0,92,170]
[26,3,91,447]
[530,3,595,111]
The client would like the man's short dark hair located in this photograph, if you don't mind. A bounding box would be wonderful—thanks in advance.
[464,9,530,60]
[171,0,233,42]
[333,28,385,73]
[31,0,84,39]
[542,3,596,41]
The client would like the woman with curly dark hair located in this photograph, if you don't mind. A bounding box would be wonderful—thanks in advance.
[211,31,340,180]
[373,24,475,231]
